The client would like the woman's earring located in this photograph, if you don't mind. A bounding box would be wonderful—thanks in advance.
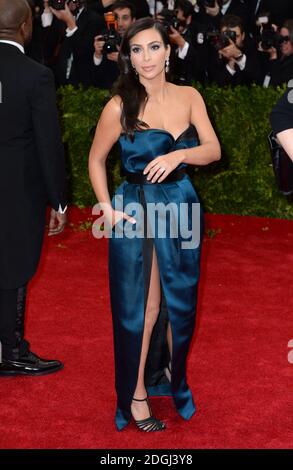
[165,58,170,73]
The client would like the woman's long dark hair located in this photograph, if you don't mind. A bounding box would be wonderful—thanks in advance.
[113,17,171,138]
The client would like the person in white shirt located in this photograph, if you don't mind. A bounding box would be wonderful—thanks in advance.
[41,0,104,86]
[203,0,250,31]
[158,0,204,84]
[93,0,136,89]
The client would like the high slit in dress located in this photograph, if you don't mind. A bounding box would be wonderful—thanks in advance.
[108,124,203,430]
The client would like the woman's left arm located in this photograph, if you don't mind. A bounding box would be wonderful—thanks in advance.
[143,88,221,183]
[179,87,221,166]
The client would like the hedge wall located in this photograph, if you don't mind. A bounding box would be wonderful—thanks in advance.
[58,83,293,219]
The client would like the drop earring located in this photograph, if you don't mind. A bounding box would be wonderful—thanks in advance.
[165,58,170,73]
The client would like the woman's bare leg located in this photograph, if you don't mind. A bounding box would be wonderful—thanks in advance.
[166,322,173,378]
[131,247,161,420]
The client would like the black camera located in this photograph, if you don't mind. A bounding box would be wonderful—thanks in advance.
[48,0,67,9]
[259,27,280,51]
[207,30,237,51]
[159,9,181,33]
[101,30,121,54]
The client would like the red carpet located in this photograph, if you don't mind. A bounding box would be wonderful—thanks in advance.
[0,208,292,449]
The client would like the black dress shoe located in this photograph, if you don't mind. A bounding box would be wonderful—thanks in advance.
[0,351,64,376]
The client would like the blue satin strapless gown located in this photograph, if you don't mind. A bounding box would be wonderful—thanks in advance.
[108,124,203,430]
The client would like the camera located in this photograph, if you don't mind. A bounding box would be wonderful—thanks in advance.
[48,0,66,9]
[101,11,121,54]
[158,9,181,33]
[207,30,237,51]
[259,26,280,51]
[101,30,121,54]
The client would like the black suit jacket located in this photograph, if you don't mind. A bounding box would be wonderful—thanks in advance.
[88,0,150,18]
[172,26,207,85]
[195,0,250,32]
[0,43,66,289]
[92,55,119,90]
[51,8,105,87]
[270,86,293,135]
[257,0,293,26]
[247,0,293,33]
[208,36,262,86]
[127,0,150,18]
[260,53,293,87]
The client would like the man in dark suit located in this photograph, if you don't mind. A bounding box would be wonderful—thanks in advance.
[41,0,105,87]
[92,0,136,90]
[166,0,207,84]
[195,0,250,32]
[88,0,150,18]
[207,14,261,86]
[249,0,293,27]
[0,0,67,376]
[258,19,293,87]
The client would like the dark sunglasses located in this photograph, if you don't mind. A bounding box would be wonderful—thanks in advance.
[280,35,291,44]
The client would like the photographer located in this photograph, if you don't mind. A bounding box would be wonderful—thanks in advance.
[252,0,293,28]
[26,0,47,62]
[195,0,250,32]
[208,14,261,86]
[41,0,104,87]
[259,19,293,87]
[159,0,205,84]
[147,1,176,16]
[93,1,136,89]
[88,0,150,18]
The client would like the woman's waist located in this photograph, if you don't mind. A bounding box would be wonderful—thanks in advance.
[120,162,188,183]
[121,168,186,185]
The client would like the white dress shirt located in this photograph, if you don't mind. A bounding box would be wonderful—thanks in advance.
[221,0,232,16]
[41,7,83,36]
[226,54,247,76]
[0,39,24,53]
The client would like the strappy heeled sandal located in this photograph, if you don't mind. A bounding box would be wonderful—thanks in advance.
[131,397,166,432]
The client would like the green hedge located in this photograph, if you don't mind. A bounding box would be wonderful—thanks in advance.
[58,83,293,219]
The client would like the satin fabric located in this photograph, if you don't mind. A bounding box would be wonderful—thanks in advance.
[108,124,203,430]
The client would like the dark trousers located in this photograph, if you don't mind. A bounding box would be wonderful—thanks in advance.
[0,285,29,360]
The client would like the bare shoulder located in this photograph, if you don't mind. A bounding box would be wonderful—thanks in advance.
[103,95,122,117]
[98,95,122,134]
[184,86,205,105]
[168,83,204,103]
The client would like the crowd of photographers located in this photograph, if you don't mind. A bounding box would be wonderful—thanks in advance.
[27,0,293,89]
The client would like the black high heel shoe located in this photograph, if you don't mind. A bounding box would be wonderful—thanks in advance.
[131,397,166,432]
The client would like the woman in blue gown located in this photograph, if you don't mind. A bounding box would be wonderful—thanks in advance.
[89,17,221,432]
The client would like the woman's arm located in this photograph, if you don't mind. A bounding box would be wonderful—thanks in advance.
[88,97,121,221]
[143,87,221,183]
[276,129,293,162]
[179,87,221,166]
